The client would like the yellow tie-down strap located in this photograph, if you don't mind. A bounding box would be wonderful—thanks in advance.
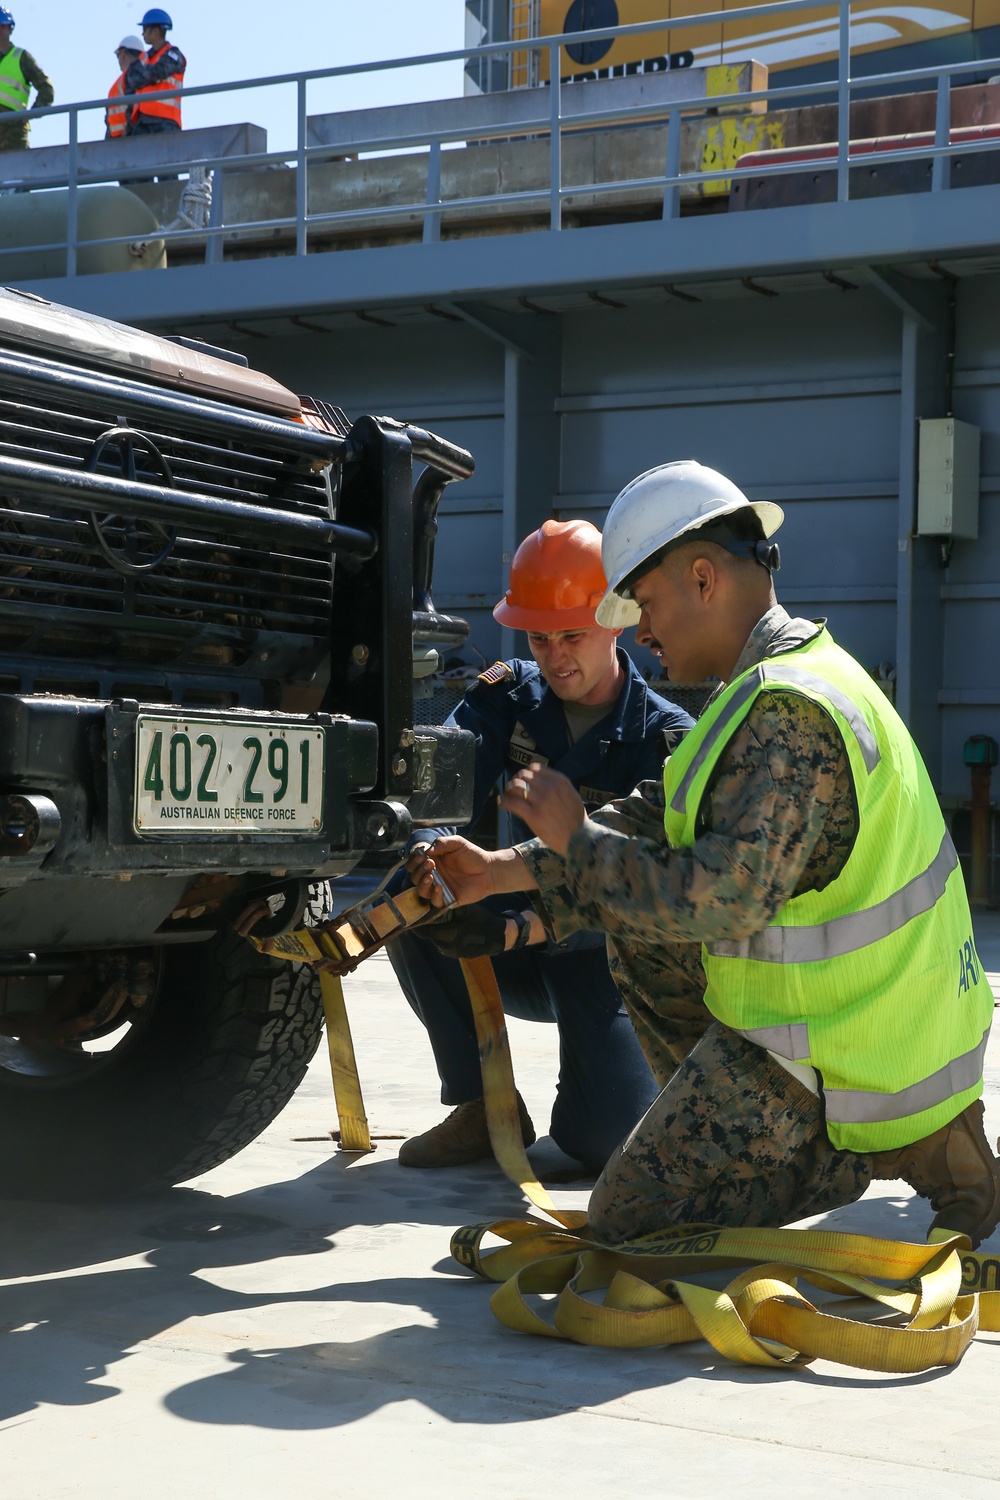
[460,954,587,1233]
[247,900,1000,1374]
[451,954,1000,1375]
[453,1212,1000,1373]
[250,885,431,973]
[319,971,371,1153]
[246,884,434,1156]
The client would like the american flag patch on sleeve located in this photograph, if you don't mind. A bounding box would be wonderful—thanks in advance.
[477,661,514,686]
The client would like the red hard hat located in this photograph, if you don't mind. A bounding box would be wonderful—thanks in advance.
[493,519,608,631]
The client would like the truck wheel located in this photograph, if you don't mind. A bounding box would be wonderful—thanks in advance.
[0,930,326,1200]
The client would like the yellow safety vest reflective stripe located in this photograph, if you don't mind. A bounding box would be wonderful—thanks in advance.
[0,48,29,114]
[662,626,992,1153]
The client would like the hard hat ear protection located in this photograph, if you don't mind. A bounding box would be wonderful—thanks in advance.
[620,522,779,599]
[715,536,781,572]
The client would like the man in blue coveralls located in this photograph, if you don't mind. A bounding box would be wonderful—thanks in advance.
[388,519,693,1170]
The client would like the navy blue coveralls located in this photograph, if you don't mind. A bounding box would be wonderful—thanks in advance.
[388,649,693,1167]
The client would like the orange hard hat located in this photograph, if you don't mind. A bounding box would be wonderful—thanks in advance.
[493,518,608,631]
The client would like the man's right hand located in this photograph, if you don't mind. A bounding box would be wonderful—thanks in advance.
[406,836,533,909]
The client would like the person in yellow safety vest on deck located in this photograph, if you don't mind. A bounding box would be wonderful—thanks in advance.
[125,8,186,136]
[409,460,1000,1250]
[0,7,53,154]
[106,36,143,140]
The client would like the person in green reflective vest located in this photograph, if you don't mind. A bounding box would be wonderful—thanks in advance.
[0,8,53,154]
[407,460,1000,1249]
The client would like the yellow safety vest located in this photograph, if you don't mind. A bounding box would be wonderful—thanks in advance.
[0,47,29,114]
[662,625,992,1153]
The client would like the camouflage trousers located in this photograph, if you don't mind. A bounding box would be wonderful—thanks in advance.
[0,117,29,153]
[589,1021,872,1242]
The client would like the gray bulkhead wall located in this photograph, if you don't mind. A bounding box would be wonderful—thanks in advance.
[557,285,903,685]
[941,275,1000,800]
[241,275,1000,801]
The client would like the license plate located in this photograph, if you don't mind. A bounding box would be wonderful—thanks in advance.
[133,715,325,836]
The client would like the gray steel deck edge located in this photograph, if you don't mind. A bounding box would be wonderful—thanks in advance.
[26,182,1000,328]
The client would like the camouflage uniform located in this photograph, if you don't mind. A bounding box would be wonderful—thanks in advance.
[518,605,873,1240]
[0,49,53,153]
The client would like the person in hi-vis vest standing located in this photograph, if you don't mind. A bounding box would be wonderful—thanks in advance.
[106,36,142,140]
[0,8,53,154]
[125,8,186,135]
[409,461,1000,1249]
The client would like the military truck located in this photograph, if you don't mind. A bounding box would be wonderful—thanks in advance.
[0,287,476,1198]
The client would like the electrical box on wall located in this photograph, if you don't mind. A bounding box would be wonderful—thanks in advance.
[917,418,981,538]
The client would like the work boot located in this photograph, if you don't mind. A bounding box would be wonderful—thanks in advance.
[398,1094,535,1169]
[870,1100,1000,1248]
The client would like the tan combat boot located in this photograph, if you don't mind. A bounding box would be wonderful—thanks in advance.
[398,1094,536,1169]
[870,1100,1000,1248]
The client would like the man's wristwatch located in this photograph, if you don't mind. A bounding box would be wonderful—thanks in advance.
[503,909,533,950]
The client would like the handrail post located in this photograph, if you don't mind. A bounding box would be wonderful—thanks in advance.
[932,70,951,191]
[662,106,681,220]
[66,107,78,278]
[549,42,561,231]
[296,75,308,257]
[837,0,851,202]
[206,167,224,264]
[423,138,442,244]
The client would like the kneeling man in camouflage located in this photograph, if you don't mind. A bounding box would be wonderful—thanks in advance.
[409,461,1000,1248]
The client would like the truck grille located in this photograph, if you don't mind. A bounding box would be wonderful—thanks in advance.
[0,373,335,681]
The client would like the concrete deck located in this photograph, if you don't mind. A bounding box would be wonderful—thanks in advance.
[3,917,1000,1498]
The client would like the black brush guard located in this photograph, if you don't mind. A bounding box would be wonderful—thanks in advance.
[0,351,477,863]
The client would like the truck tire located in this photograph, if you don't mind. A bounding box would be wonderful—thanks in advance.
[0,931,325,1200]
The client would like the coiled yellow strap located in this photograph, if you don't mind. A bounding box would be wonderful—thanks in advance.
[454,953,1000,1374]
[251,909,1000,1372]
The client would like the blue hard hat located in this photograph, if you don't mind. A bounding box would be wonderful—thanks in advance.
[139,8,172,27]
[0,9,15,27]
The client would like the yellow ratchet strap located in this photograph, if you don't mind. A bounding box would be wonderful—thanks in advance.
[247,897,1000,1374]
[246,883,433,1155]
[449,953,1000,1375]
[320,971,371,1152]
[459,955,587,1233]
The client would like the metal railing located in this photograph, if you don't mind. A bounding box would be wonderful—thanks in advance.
[6,0,1000,278]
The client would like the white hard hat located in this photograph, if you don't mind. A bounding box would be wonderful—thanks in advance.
[116,34,143,51]
[595,460,784,628]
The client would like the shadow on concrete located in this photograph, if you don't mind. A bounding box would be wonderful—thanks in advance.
[0,1150,978,1432]
[0,1152,473,1424]
[161,1330,955,1434]
[0,1149,533,1283]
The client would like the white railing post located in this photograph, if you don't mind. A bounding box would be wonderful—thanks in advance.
[932,71,951,191]
[837,0,851,202]
[662,106,681,219]
[296,75,308,257]
[206,167,224,264]
[66,108,79,278]
[424,139,442,244]
[549,41,561,230]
